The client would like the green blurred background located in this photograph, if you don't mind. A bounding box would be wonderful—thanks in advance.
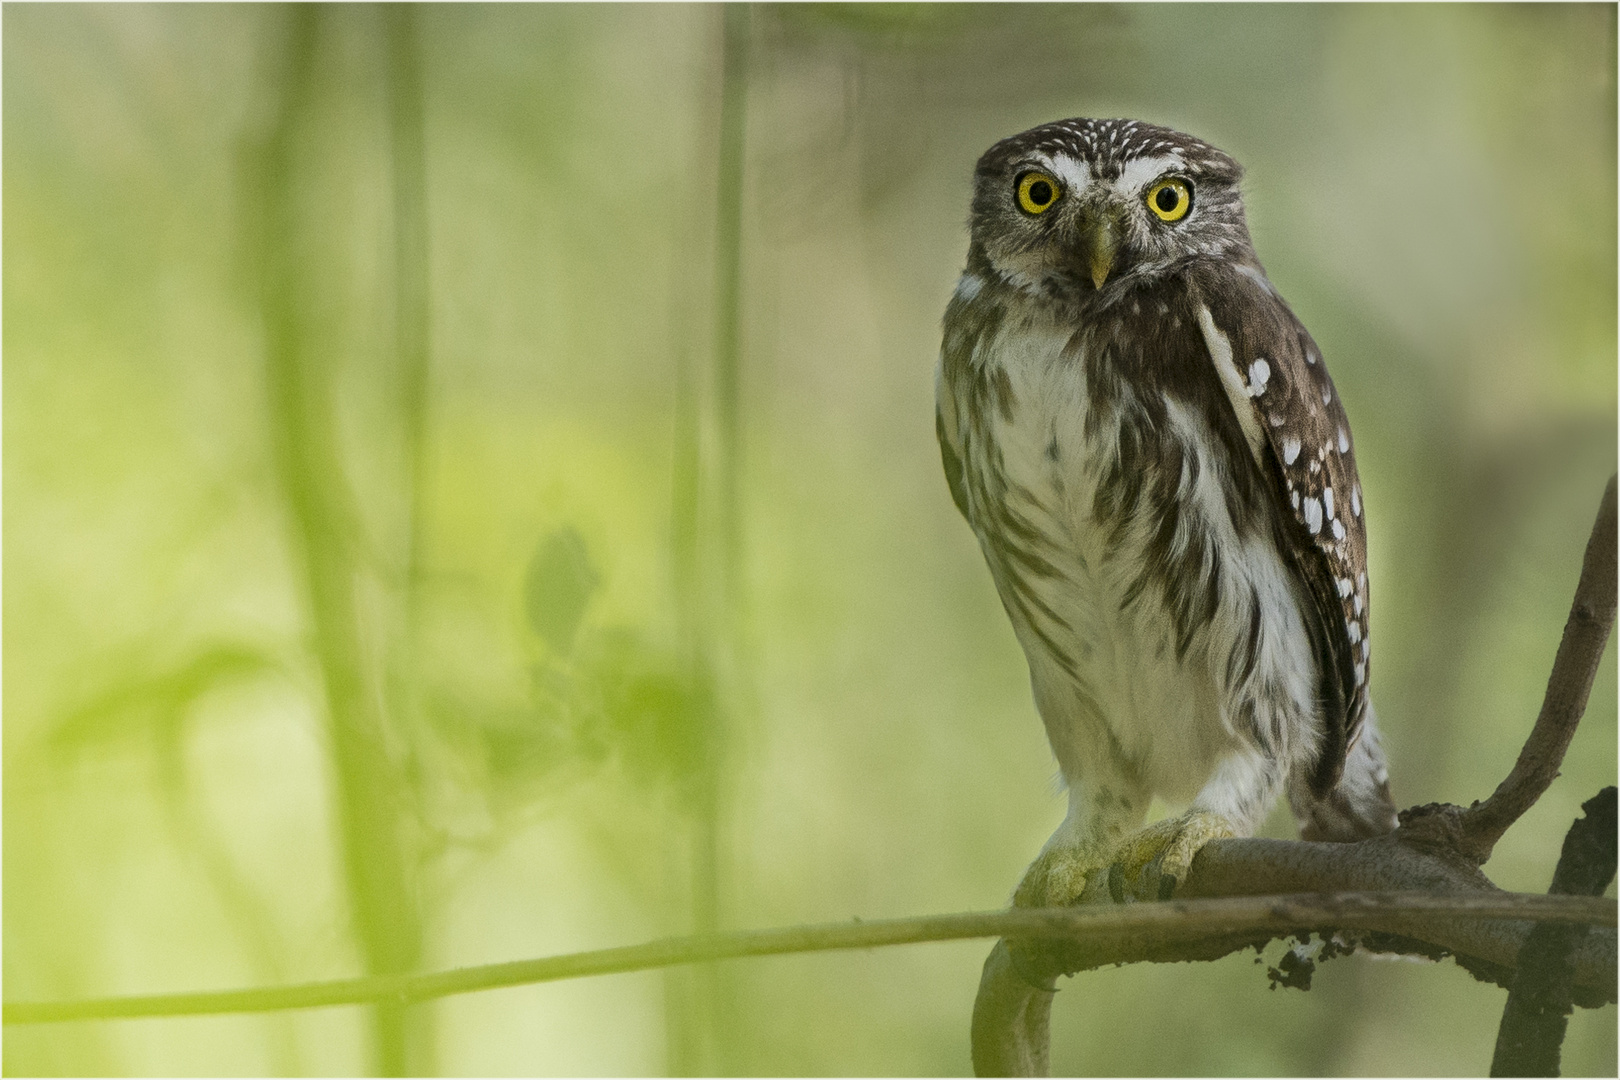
[5,4,1616,1075]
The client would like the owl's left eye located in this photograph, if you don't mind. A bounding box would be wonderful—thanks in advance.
[1146,178,1193,222]
[1016,171,1062,215]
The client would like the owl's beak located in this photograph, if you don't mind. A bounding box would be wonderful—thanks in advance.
[1087,218,1118,289]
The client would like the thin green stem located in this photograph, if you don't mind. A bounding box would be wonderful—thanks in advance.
[257,9,419,1074]
[668,6,751,1074]
[698,0,750,945]
[6,893,1612,1026]
[712,4,749,634]
[382,9,434,1074]
[388,5,432,619]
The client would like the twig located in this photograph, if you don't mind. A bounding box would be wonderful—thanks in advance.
[1491,788,1619,1078]
[4,893,1610,1026]
[1458,476,1617,863]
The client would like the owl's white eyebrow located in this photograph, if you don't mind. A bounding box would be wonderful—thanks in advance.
[1024,154,1090,196]
[1116,153,1186,195]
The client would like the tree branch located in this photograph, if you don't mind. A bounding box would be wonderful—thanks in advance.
[3,893,1610,1026]
[975,839,1618,1076]
[1491,787,1619,1078]
[973,477,1619,1077]
[1456,475,1617,863]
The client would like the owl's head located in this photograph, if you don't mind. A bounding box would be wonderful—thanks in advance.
[967,118,1256,303]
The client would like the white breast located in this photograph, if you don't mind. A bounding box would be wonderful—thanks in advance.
[963,306,1318,804]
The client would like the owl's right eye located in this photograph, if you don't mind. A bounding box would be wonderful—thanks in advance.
[1146,177,1192,222]
[1016,171,1061,215]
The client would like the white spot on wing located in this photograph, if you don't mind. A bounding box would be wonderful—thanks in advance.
[1247,359,1270,397]
[1331,519,1346,540]
[1352,485,1362,518]
[1336,577,1352,598]
[1282,437,1302,464]
[1338,427,1349,453]
[1347,620,1362,644]
[1323,487,1335,520]
[1322,386,1332,405]
[953,274,984,303]
[1303,497,1323,535]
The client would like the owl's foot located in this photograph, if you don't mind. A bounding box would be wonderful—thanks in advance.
[1011,839,1114,909]
[1103,810,1235,902]
[1011,811,1236,908]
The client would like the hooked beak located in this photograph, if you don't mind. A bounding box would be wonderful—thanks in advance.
[1086,216,1118,290]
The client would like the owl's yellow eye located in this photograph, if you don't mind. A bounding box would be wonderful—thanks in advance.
[1146,178,1192,222]
[1016,171,1061,215]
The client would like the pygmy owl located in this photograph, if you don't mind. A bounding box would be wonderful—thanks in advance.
[936,119,1397,907]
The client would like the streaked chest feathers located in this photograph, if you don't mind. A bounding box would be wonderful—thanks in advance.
[937,281,1318,800]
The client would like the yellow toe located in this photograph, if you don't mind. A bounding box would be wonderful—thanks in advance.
[1107,811,1235,902]
[1013,840,1113,908]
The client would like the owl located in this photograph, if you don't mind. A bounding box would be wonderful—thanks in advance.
[935,119,1398,907]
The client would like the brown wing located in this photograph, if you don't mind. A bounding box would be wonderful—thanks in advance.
[1199,265,1370,796]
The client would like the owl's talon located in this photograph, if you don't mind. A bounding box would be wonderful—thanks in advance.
[1104,810,1235,903]
[1157,874,1177,902]
[1106,866,1125,905]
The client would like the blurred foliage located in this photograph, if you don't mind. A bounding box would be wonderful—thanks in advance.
[4,4,1616,1077]
[525,528,600,658]
[451,525,716,817]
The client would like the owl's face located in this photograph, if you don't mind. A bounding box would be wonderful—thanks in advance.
[968,118,1255,304]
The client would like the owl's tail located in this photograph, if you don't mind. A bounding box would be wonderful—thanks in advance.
[1290,704,1400,842]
